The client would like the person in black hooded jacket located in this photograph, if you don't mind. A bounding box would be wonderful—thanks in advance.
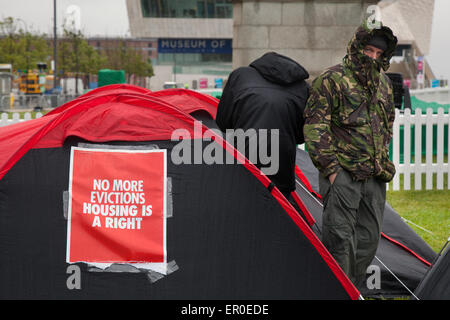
[216,52,309,198]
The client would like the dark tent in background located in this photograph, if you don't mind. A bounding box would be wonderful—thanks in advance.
[0,87,360,299]
[294,148,439,298]
[414,240,450,300]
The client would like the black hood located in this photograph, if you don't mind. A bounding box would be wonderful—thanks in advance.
[250,52,309,85]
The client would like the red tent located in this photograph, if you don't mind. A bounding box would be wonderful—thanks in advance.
[0,86,359,299]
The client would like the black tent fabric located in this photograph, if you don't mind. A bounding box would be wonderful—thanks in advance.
[0,90,359,299]
[414,241,450,300]
[294,148,438,298]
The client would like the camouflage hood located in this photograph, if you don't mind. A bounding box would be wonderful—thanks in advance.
[343,22,397,91]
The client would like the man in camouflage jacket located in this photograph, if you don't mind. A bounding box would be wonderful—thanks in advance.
[303,22,397,286]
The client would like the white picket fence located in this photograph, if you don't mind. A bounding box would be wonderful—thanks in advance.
[0,112,43,127]
[391,107,449,191]
[1,109,449,191]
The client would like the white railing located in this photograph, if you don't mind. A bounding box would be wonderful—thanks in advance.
[391,107,449,191]
[0,112,43,127]
[0,94,80,110]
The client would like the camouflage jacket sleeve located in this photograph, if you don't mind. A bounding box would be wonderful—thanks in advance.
[303,74,341,178]
[387,84,396,142]
[380,76,396,148]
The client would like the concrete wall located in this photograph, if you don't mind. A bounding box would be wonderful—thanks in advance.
[147,65,173,91]
[233,0,378,79]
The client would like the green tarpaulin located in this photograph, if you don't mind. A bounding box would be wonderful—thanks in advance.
[98,69,126,87]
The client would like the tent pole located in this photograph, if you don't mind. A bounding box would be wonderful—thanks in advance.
[437,238,449,256]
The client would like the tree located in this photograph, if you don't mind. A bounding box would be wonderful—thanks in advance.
[124,46,154,82]
[0,17,154,89]
[101,39,153,84]
[58,28,107,92]
[0,17,51,72]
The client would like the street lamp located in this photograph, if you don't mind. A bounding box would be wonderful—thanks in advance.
[53,0,58,92]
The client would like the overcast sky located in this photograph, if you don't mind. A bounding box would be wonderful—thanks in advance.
[0,0,130,37]
[0,0,448,80]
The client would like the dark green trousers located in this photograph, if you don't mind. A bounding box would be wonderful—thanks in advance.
[319,169,386,286]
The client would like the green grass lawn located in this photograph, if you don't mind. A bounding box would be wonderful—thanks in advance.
[387,173,449,253]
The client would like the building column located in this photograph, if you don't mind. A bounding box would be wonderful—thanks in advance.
[232,0,379,78]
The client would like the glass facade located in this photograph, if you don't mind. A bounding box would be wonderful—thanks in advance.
[141,0,232,18]
[158,53,231,64]
[157,53,232,77]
